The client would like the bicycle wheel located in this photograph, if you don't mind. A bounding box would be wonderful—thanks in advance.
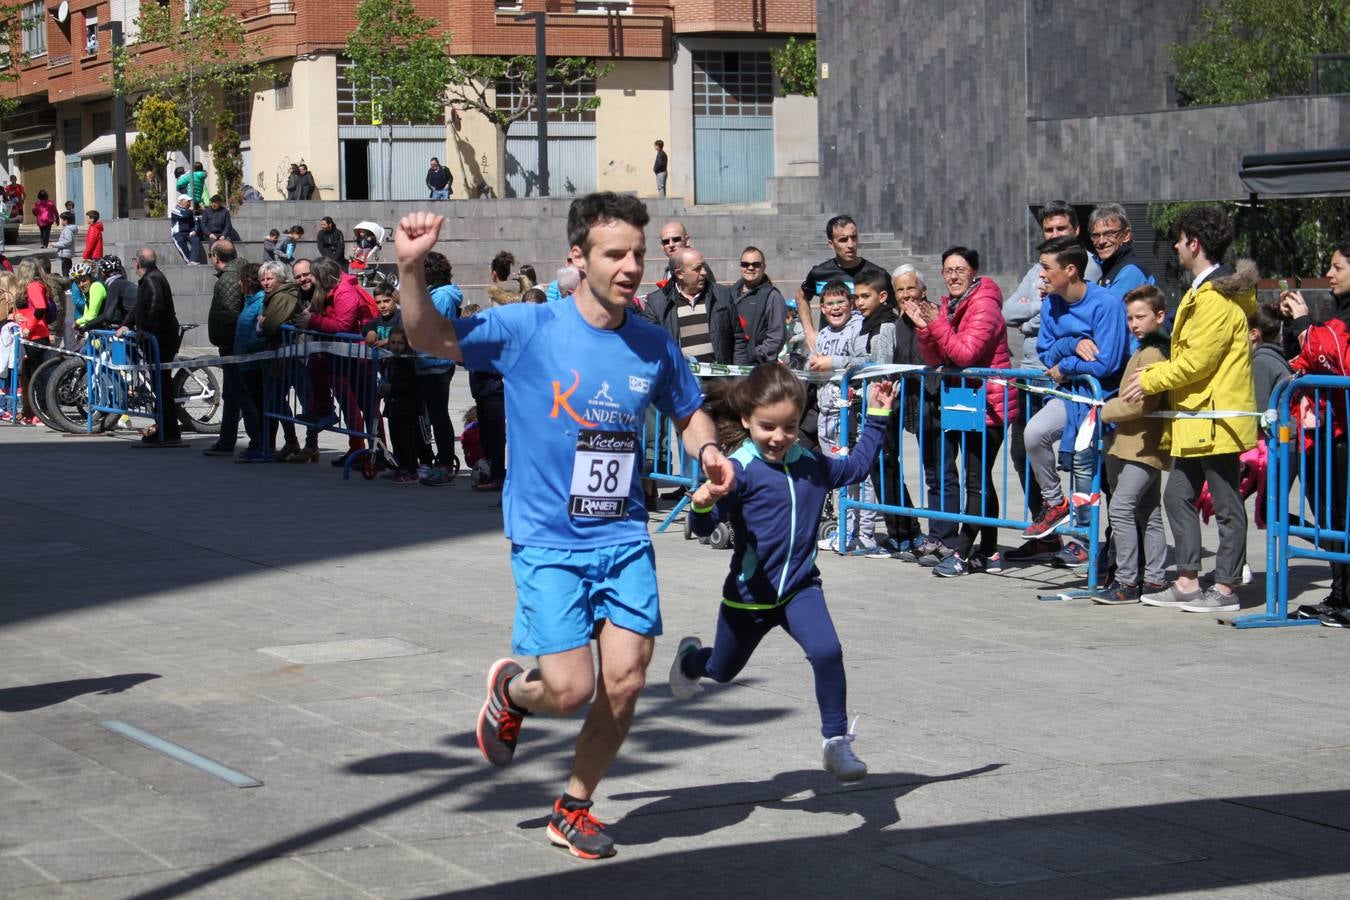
[42,357,96,434]
[173,364,222,434]
[29,356,73,432]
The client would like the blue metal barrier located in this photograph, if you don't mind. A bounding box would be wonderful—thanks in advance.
[643,407,701,532]
[264,326,381,479]
[83,330,163,435]
[1235,374,1350,628]
[1,337,19,422]
[836,366,1104,591]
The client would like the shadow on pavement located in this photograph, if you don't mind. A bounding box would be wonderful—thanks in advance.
[0,673,162,712]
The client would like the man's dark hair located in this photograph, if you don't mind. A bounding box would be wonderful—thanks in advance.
[425,251,454,288]
[1172,205,1234,263]
[211,240,238,263]
[566,192,650,253]
[741,245,764,259]
[174,166,185,177]
[820,279,852,300]
[319,216,335,228]
[1037,236,1088,276]
[210,194,224,204]
[490,251,515,281]
[855,270,891,301]
[654,139,664,149]
[825,214,856,240]
[430,157,440,164]
[1038,200,1078,229]
[192,162,205,172]
[86,209,100,222]
[941,245,981,272]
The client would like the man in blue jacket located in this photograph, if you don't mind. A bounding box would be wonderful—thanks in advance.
[1088,203,1155,302]
[1022,236,1128,538]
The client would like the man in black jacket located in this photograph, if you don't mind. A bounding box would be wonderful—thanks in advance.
[203,241,246,455]
[796,214,889,348]
[426,157,453,199]
[730,246,786,364]
[296,163,317,200]
[119,249,182,445]
[639,247,734,364]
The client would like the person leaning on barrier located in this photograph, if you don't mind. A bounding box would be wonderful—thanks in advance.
[1122,205,1256,615]
[119,249,182,446]
[257,260,305,460]
[730,246,786,364]
[202,240,248,457]
[1278,239,1350,627]
[905,246,1020,577]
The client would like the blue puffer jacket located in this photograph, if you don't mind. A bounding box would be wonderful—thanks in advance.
[233,290,267,370]
[691,411,888,609]
[416,283,463,374]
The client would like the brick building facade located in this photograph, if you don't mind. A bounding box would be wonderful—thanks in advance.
[2,0,816,212]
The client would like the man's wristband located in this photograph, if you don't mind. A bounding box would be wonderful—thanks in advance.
[697,442,719,466]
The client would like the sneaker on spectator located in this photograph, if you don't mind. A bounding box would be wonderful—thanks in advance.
[234,448,269,463]
[917,540,955,568]
[1091,580,1140,605]
[201,443,234,457]
[1179,588,1241,613]
[1140,582,1207,608]
[1295,599,1337,620]
[1003,537,1062,564]
[420,465,455,486]
[843,538,890,559]
[933,554,974,577]
[877,535,912,557]
[1052,540,1089,568]
[1319,608,1350,628]
[472,479,503,493]
[392,471,419,485]
[1023,500,1071,539]
[984,550,1007,574]
[893,534,929,562]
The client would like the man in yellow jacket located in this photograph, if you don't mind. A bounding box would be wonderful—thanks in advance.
[1120,206,1257,615]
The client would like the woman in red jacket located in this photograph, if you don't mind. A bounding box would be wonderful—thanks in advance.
[295,258,378,464]
[902,246,1020,577]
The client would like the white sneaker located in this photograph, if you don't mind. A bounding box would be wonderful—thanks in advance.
[822,718,867,782]
[668,636,702,700]
[817,536,839,552]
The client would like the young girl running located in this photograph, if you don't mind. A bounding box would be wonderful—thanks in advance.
[669,363,896,782]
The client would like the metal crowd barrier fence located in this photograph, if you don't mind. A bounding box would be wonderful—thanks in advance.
[264,325,381,479]
[1236,374,1350,629]
[1,337,19,421]
[83,329,162,435]
[836,366,1105,592]
[643,407,701,532]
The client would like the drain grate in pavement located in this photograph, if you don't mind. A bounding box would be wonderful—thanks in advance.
[257,637,431,665]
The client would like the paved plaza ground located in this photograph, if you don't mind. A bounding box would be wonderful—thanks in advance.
[2,412,1350,899]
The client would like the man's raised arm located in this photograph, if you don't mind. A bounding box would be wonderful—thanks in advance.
[396,212,464,365]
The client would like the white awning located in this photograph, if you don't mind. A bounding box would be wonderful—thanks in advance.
[76,131,139,157]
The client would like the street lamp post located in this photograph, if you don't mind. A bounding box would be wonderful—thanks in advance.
[514,11,548,197]
[100,20,129,219]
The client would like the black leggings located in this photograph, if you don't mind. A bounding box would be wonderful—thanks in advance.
[416,371,456,468]
[922,425,1004,558]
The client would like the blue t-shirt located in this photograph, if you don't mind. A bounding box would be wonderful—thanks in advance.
[455,298,704,550]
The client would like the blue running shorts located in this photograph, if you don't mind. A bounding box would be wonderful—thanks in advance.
[509,541,662,656]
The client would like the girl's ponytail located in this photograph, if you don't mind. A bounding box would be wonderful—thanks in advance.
[702,363,806,452]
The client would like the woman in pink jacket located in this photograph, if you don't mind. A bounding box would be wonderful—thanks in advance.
[296,259,379,464]
[901,246,1020,577]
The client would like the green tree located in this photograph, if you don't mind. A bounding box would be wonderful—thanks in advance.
[1171,0,1350,105]
[1150,198,1350,277]
[771,37,817,97]
[344,0,456,200]
[128,95,189,217]
[113,0,260,164]
[446,55,610,198]
[212,118,243,210]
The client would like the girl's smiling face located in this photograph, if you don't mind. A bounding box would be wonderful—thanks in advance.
[742,398,801,462]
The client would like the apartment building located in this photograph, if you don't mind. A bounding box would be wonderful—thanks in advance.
[1,0,816,213]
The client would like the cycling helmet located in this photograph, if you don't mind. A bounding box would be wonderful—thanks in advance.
[97,255,125,278]
[69,261,93,280]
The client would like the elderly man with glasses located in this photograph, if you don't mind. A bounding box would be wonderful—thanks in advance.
[1088,203,1155,302]
[730,246,786,364]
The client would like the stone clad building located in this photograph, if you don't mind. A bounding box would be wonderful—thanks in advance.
[817,0,1350,276]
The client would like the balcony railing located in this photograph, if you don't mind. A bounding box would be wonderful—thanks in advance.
[241,0,295,19]
[47,53,72,69]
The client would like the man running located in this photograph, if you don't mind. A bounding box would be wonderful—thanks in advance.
[395,194,734,860]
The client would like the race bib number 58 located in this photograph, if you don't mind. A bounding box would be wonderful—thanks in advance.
[569,430,637,518]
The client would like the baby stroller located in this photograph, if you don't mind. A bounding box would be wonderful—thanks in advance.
[348,221,389,289]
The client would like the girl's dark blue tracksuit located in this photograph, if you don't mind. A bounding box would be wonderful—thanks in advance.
[684,409,888,738]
